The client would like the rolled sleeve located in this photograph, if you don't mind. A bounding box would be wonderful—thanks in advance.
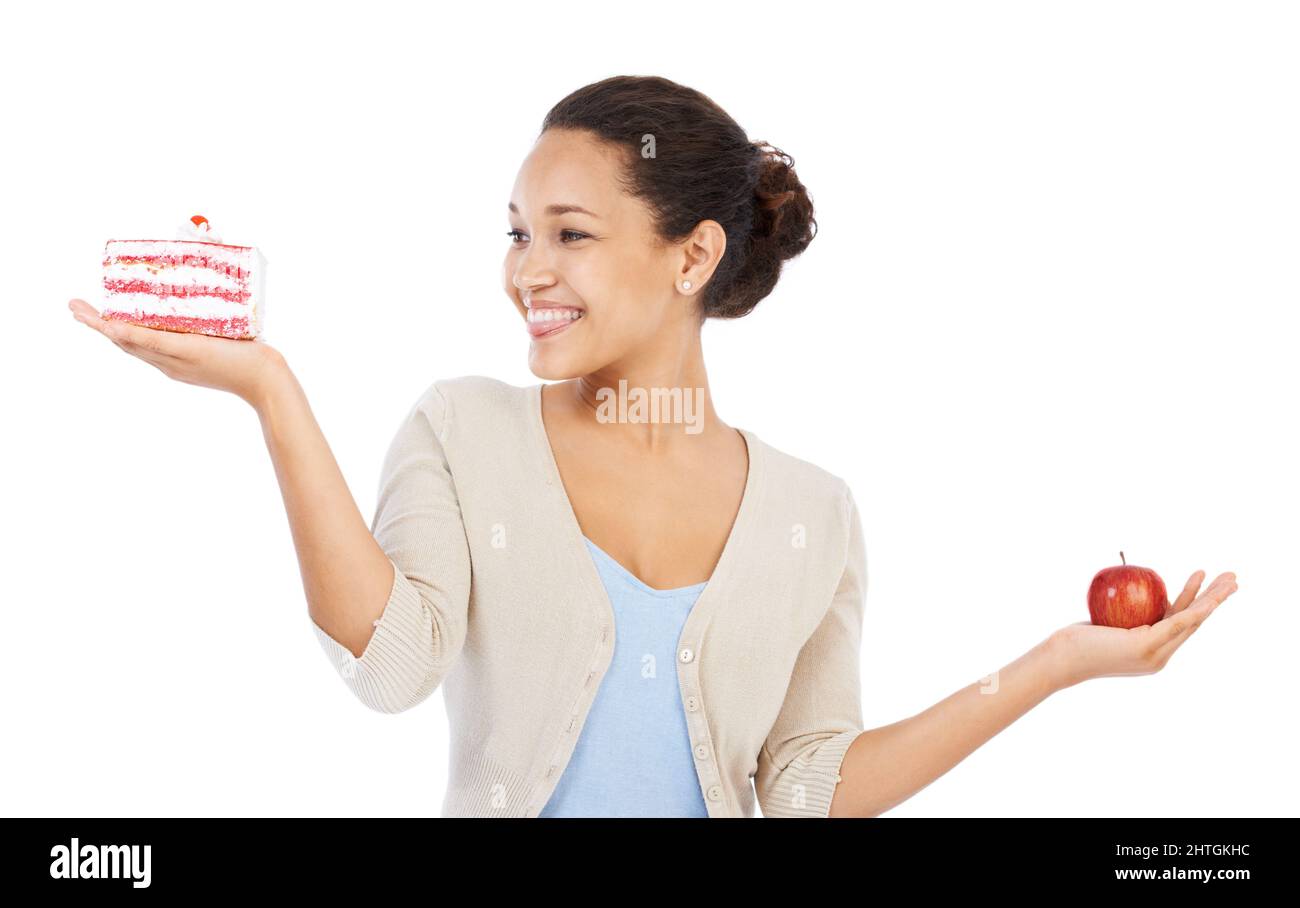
[312,382,472,714]
[755,482,867,817]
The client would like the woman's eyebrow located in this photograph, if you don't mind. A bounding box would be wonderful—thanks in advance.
[508,202,602,218]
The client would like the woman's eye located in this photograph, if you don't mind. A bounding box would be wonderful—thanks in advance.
[505,229,589,244]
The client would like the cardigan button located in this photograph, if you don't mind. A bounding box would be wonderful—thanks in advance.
[678,647,694,663]
[706,785,722,801]
[694,743,709,760]
[685,696,699,711]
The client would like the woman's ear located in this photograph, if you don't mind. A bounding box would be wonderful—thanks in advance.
[678,219,727,294]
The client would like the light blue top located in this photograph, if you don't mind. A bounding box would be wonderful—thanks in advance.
[539,536,711,818]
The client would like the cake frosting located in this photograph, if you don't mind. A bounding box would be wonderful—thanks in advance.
[101,215,268,340]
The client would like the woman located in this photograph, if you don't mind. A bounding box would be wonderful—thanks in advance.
[68,75,1238,818]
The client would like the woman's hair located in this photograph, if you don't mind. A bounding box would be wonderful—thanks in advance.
[540,75,817,320]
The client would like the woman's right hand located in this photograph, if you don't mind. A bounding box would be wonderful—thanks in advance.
[68,298,286,410]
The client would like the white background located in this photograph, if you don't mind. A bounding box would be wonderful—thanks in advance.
[2,0,1295,817]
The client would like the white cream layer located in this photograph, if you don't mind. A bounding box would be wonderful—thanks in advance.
[102,292,252,322]
[103,261,246,293]
[106,238,255,259]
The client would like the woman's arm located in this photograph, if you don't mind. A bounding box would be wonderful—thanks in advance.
[255,363,397,658]
[829,570,1239,817]
[71,298,472,712]
[828,635,1063,817]
[69,298,403,659]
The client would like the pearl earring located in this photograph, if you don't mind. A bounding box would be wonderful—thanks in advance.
[681,280,692,291]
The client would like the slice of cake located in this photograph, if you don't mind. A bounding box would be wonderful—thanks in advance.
[101,215,268,340]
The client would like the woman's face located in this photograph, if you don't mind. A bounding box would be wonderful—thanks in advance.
[502,128,720,380]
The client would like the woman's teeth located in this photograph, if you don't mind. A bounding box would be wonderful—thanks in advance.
[527,308,584,323]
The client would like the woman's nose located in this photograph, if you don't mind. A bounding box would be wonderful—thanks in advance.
[510,238,559,290]
[512,264,556,295]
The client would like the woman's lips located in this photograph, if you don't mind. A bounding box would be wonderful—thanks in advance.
[526,307,585,339]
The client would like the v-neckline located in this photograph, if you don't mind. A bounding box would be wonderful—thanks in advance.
[583,535,709,597]
[528,381,764,609]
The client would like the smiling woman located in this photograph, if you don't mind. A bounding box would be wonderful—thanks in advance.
[501,77,817,383]
[68,73,1239,820]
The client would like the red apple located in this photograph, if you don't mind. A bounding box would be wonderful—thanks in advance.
[1088,551,1169,628]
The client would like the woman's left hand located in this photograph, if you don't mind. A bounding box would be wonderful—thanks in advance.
[1049,569,1239,688]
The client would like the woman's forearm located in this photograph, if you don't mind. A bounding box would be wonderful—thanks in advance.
[829,636,1068,817]
[253,357,395,659]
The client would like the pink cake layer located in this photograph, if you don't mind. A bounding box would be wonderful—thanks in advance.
[101,310,252,340]
[102,277,252,304]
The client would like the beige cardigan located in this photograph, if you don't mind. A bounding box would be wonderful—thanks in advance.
[311,375,868,817]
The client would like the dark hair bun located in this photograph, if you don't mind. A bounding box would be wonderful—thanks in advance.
[713,142,818,318]
[751,142,817,259]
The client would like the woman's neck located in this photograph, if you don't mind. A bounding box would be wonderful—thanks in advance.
[557,353,726,452]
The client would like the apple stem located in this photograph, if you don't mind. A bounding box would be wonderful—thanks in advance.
[1120,550,1126,565]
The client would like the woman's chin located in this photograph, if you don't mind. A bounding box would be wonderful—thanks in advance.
[527,353,584,382]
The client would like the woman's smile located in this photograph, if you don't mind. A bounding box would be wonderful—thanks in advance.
[526,305,586,338]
